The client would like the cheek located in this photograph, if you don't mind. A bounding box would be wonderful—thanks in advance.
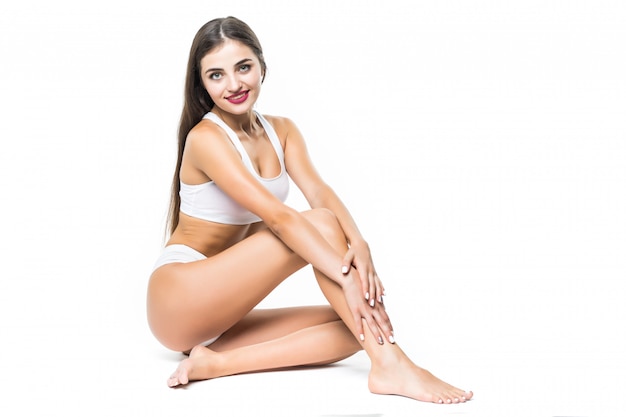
[203,82,221,99]
[246,70,263,87]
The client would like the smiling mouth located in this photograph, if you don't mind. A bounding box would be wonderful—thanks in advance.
[226,91,249,102]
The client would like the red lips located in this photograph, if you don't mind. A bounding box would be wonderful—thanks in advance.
[226,90,249,104]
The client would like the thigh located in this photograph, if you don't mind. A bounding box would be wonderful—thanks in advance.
[148,228,305,351]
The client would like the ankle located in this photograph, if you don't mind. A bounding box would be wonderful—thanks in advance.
[368,343,406,370]
[212,351,232,377]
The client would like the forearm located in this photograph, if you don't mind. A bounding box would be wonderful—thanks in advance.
[269,208,349,286]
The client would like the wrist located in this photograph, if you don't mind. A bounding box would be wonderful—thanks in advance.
[340,270,359,290]
[349,237,369,250]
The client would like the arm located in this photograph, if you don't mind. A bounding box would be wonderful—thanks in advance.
[277,117,385,306]
[185,121,346,285]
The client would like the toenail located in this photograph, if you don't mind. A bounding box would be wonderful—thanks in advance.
[438,399,443,404]
[446,399,451,403]
[454,398,459,403]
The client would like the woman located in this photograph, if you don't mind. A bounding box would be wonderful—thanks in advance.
[147,16,472,404]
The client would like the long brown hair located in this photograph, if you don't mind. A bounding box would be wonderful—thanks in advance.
[166,16,267,236]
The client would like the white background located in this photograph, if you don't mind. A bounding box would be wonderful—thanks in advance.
[1,1,624,416]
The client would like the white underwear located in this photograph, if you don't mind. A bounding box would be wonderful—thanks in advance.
[153,244,207,270]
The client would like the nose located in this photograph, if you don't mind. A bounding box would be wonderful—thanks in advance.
[226,73,242,92]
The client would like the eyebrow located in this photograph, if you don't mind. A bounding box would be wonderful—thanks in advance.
[205,58,253,74]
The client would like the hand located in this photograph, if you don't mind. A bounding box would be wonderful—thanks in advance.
[341,240,385,307]
[342,271,394,345]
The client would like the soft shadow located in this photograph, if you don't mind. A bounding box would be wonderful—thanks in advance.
[320,415,384,417]
[156,350,186,362]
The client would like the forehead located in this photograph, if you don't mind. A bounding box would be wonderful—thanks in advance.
[200,39,257,70]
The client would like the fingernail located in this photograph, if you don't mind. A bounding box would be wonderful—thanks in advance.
[359,334,365,341]
[378,336,383,344]
[389,335,395,344]
[365,292,369,300]
[378,295,383,303]
[370,299,375,307]
[341,265,348,274]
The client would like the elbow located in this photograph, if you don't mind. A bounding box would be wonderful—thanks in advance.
[267,208,300,238]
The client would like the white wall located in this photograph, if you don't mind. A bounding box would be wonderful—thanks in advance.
[1,1,624,415]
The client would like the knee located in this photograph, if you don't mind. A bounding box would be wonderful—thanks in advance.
[305,208,345,243]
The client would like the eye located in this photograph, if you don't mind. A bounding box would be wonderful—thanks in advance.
[209,72,222,80]
[239,64,251,72]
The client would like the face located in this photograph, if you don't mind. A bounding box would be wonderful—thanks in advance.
[199,39,264,115]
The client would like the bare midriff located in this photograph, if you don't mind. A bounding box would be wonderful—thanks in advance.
[167,212,267,257]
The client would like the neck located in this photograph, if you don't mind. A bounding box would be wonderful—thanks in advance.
[212,108,258,134]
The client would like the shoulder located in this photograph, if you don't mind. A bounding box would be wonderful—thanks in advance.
[261,114,300,140]
[186,118,233,154]
[188,118,228,142]
[183,119,241,174]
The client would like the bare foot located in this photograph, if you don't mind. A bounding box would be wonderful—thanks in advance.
[167,345,222,388]
[368,355,473,404]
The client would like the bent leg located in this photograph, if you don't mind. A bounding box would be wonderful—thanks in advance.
[156,209,472,402]
[148,226,309,352]
[307,210,473,404]
[148,209,373,352]
[168,319,361,387]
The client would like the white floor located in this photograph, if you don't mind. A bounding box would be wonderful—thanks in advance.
[2,261,624,417]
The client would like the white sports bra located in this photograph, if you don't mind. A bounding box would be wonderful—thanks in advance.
[179,110,289,225]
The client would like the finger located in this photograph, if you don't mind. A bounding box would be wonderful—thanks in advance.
[375,275,384,303]
[341,250,354,274]
[353,311,365,342]
[381,308,393,333]
[373,307,395,344]
[368,272,376,307]
[357,267,370,301]
[363,313,384,345]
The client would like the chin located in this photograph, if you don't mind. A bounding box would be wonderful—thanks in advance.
[223,100,257,115]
